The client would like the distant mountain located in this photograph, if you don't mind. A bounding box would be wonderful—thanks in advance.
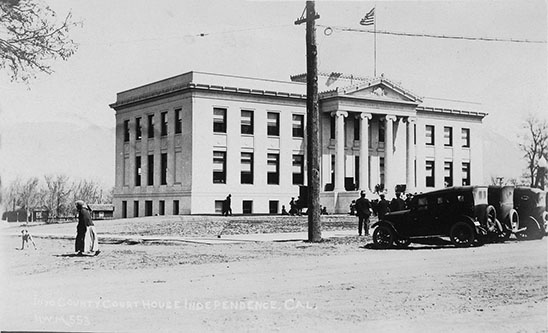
[1,121,115,187]
[482,128,526,185]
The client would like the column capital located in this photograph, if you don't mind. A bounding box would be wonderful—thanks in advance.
[331,111,348,118]
[385,115,397,122]
[406,116,417,124]
[357,112,372,120]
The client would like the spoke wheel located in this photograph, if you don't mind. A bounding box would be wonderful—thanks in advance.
[450,222,475,247]
[373,225,394,249]
[516,216,543,240]
[394,237,411,248]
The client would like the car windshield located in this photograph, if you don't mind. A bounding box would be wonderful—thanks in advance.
[472,188,487,205]
[537,192,546,207]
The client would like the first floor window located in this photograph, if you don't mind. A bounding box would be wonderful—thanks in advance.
[124,120,130,142]
[173,200,179,215]
[444,161,453,187]
[122,201,127,218]
[175,108,182,134]
[462,162,471,186]
[269,201,279,214]
[133,201,139,217]
[161,153,168,185]
[241,152,254,184]
[213,151,226,184]
[145,200,153,216]
[147,155,154,186]
[292,154,304,185]
[135,156,141,186]
[159,200,165,215]
[267,153,279,185]
[242,200,253,214]
[425,160,435,187]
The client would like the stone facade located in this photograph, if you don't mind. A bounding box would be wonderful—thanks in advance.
[110,71,486,217]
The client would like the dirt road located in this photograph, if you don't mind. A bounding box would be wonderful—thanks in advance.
[1,234,546,332]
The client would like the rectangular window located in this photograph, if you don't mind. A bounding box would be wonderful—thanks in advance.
[173,200,179,215]
[122,201,127,218]
[175,109,182,134]
[462,128,470,148]
[242,200,253,214]
[159,200,165,215]
[161,112,168,136]
[425,125,435,145]
[215,200,224,214]
[267,112,280,136]
[213,151,226,184]
[444,161,453,187]
[147,154,154,186]
[292,154,304,185]
[462,162,471,186]
[267,153,279,185]
[161,153,167,185]
[135,117,142,140]
[133,201,139,217]
[145,200,153,216]
[241,110,254,135]
[213,108,227,133]
[241,152,254,184]
[293,114,304,138]
[135,156,141,186]
[444,127,453,147]
[123,156,129,186]
[425,160,435,187]
[148,114,154,138]
[269,201,279,214]
[124,120,130,142]
[354,117,360,141]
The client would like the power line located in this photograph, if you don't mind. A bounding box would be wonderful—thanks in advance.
[319,25,547,44]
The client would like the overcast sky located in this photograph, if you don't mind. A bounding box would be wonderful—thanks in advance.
[1,0,546,188]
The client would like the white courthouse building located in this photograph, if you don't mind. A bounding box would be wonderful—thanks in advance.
[110,71,486,217]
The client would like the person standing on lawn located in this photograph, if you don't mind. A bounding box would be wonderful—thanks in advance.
[355,191,373,236]
[377,194,390,221]
[75,200,100,256]
[223,194,232,216]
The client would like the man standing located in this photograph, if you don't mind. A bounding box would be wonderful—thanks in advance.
[223,194,232,216]
[377,194,390,221]
[75,200,88,255]
[390,192,406,212]
[355,191,372,236]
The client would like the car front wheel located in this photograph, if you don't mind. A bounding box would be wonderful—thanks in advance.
[373,225,394,249]
[450,222,476,247]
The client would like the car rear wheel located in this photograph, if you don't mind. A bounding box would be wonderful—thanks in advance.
[450,222,475,247]
[373,225,394,249]
[516,216,544,240]
[394,237,411,248]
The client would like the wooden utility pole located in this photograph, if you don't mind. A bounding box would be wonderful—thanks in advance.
[295,1,321,242]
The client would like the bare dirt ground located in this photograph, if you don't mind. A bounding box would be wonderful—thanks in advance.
[1,216,547,332]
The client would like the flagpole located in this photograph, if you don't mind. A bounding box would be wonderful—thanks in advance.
[373,5,377,77]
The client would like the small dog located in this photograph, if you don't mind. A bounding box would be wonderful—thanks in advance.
[20,229,37,250]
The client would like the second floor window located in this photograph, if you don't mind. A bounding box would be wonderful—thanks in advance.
[444,161,453,187]
[267,112,280,136]
[241,110,254,135]
[147,154,154,186]
[135,117,142,140]
[135,156,141,186]
[213,108,226,133]
[148,114,154,138]
[293,114,304,138]
[462,162,471,186]
[123,120,130,142]
[425,125,435,145]
[161,112,168,136]
[175,109,182,134]
[161,153,167,185]
[444,127,452,146]
[462,128,470,147]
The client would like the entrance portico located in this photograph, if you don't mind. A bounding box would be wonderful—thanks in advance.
[320,77,422,211]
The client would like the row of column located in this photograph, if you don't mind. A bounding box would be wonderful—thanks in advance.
[331,111,416,195]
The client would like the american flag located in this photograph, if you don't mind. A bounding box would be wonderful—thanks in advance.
[360,7,375,26]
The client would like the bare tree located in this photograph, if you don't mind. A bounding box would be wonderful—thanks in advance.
[42,174,71,218]
[3,177,40,221]
[71,179,103,206]
[0,0,80,83]
[519,114,548,188]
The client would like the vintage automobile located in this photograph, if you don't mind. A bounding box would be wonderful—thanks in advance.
[488,186,520,240]
[372,186,499,248]
[513,187,547,240]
